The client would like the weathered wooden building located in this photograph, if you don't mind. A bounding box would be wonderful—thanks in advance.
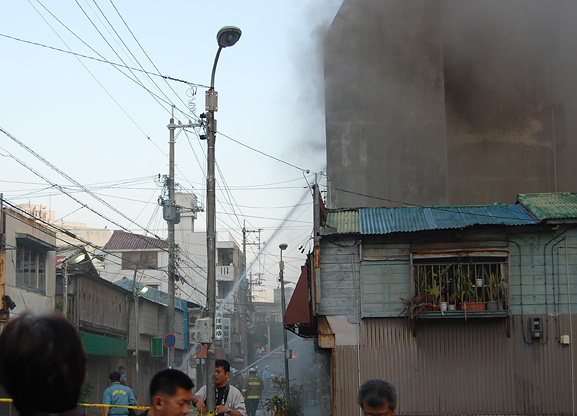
[56,248,195,409]
[291,192,577,415]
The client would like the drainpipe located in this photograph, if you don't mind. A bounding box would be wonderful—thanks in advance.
[351,249,361,405]
[564,239,575,416]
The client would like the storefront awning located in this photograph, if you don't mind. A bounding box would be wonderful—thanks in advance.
[284,257,312,326]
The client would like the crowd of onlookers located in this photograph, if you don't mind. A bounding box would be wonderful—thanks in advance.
[0,311,397,416]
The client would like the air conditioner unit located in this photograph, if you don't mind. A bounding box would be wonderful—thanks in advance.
[189,328,197,345]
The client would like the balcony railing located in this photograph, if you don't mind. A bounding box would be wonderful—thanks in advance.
[217,265,235,281]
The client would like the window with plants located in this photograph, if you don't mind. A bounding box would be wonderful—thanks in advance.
[405,253,508,316]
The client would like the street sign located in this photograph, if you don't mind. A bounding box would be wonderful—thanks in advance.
[151,337,164,357]
[215,313,223,340]
[223,318,231,352]
[164,333,176,348]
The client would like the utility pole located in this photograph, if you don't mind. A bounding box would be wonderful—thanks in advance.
[241,224,261,367]
[167,112,177,368]
[63,261,69,318]
[165,109,198,368]
[132,266,140,399]
[205,84,218,412]
[243,227,262,289]
[204,26,241,414]
[279,243,290,405]
[0,194,6,323]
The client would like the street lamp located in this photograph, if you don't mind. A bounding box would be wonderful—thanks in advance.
[278,243,291,406]
[205,25,241,414]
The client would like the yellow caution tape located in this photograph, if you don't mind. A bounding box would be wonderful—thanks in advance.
[0,399,214,415]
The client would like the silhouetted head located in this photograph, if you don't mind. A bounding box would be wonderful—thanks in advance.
[0,312,87,415]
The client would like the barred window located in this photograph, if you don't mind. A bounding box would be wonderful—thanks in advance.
[410,253,508,314]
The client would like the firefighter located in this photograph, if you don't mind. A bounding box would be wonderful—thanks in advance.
[242,368,263,416]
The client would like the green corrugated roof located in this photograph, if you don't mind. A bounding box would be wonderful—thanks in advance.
[517,192,577,220]
[325,203,539,235]
[326,210,360,233]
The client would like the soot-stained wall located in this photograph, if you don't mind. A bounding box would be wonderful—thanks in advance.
[325,0,577,208]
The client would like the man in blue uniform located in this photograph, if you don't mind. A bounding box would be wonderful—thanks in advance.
[104,371,137,416]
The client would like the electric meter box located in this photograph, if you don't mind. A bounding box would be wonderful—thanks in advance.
[530,317,542,339]
[195,318,212,344]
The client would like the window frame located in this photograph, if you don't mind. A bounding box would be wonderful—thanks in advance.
[121,251,158,270]
[409,250,509,317]
[15,242,47,294]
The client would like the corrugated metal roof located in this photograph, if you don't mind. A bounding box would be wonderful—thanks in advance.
[104,230,168,250]
[113,278,190,310]
[517,192,577,220]
[325,204,539,235]
[326,210,360,233]
[56,247,81,267]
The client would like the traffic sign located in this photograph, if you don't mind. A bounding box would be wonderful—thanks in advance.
[151,338,164,357]
[164,333,176,348]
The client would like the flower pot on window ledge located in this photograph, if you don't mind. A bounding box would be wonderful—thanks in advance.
[486,301,500,310]
[463,301,486,311]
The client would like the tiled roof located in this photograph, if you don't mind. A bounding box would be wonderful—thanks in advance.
[517,192,577,220]
[103,230,168,250]
[325,203,539,235]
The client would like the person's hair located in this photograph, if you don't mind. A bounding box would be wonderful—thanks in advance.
[0,312,87,415]
[149,369,194,400]
[215,359,231,373]
[110,371,121,381]
[118,366,125,371]
[357,379,397,410]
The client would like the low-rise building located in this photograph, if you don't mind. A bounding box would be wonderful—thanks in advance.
[290,192,577,415]
[1,206,57,320]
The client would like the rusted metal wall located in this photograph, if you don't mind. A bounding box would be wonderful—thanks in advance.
[332,315,576,415]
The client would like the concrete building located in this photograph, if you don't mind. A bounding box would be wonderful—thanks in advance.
[100,230,170,293]
[1,207,57,320]
[16,203,112,268]
[325,0,577,209]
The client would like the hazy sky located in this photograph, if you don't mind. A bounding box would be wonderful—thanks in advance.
[0,1,342,290]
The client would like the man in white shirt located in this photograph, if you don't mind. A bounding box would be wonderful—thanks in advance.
[192,359,246,416]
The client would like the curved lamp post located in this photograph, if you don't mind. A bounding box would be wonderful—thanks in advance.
[205,25,241,414]
[279,243,290,406]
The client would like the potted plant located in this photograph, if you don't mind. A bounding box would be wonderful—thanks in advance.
[401,293,430,318]
[485,269,503,310]
[425,277,441,311]
[462,272,485,311]
[264,376,303,416]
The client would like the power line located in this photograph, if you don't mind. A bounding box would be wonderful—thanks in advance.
[0,32,206,88]
[3,197,209,306]
[107,0,192,114]
[218,131,308,172]
[2,198,165,284]
[0,129,166,244]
